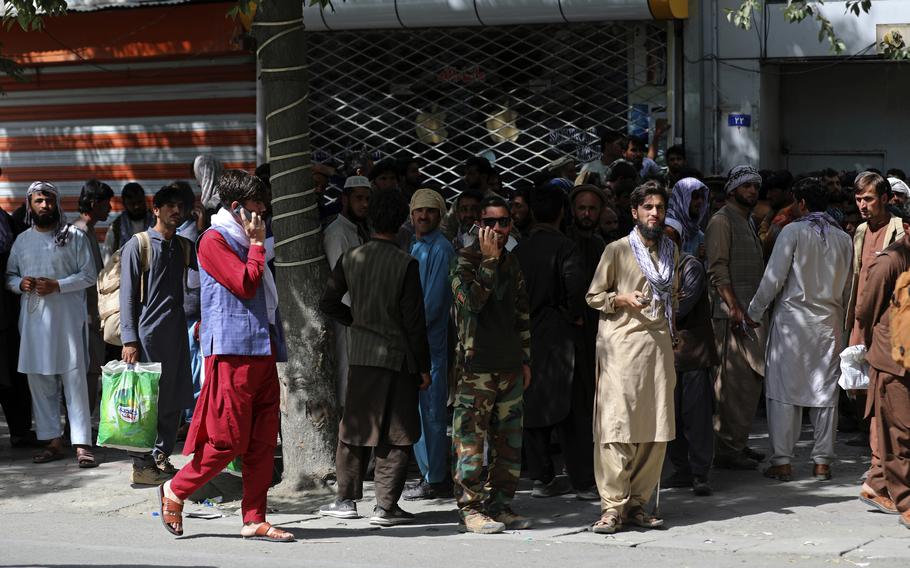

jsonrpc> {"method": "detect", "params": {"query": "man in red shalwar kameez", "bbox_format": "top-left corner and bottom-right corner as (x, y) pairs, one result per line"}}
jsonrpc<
(156, 170), (293, 543)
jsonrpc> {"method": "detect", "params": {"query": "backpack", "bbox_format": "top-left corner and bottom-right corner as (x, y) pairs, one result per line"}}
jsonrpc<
(890, 268), (910, 369)
(97, 232), (192, 346)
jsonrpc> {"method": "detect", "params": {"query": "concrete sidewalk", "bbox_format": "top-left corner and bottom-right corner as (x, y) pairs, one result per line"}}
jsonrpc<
(1, 420), (909, 567)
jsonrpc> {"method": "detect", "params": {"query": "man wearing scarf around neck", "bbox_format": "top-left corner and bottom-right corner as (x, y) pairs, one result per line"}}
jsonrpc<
(6, 181), (98, 467)
(705, 165), (768, 470)
(157, 170), (292, 543)
(585, 180), (678, 534)
(747, 178), (853, 482)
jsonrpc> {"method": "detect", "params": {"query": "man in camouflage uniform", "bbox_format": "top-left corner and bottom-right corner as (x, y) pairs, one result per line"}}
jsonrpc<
(450, 195), (532, 534)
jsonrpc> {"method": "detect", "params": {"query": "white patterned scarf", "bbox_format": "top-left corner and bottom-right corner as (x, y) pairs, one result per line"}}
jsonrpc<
(210, 208), (278, 325)
(628, 226), (676, 335)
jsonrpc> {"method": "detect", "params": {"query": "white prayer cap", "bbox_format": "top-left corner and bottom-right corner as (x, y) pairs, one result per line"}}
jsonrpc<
(889, 177), (910, 197)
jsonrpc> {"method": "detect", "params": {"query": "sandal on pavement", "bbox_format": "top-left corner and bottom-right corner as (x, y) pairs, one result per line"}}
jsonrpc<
(240, 522), (295, 542)
(592, 512), (621, 534)
(33, 446), (64, 464)
(76, 447), (98, 469)
(157, 484), (184, 537)
(627, 508), (665, 529)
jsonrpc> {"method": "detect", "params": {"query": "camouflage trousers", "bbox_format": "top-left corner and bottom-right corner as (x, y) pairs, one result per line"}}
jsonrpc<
(452, 370), (523, 517)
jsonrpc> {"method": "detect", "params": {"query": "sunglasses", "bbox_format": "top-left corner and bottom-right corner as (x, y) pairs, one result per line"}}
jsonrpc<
(481, 217), (512, 228)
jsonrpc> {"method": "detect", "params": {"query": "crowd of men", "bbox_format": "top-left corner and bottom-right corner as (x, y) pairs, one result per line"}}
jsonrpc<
(2, 129), (910, 542)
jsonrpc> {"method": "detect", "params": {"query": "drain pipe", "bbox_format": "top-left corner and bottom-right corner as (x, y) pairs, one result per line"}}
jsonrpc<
(711, 0), (720, 174)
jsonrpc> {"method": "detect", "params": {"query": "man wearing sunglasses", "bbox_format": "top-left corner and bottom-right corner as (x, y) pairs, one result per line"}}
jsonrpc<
(450, 195), (532, 534)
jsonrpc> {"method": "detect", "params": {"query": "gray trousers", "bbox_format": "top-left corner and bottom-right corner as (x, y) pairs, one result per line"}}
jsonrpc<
(766, 398), (836, 466)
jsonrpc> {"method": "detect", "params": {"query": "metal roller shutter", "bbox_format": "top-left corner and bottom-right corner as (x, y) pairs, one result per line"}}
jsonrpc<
(307, 21), (668, 196)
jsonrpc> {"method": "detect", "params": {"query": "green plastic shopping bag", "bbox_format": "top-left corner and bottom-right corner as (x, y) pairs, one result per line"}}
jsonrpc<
(97, 361), (161, 451)
(226, 456), (242, 476)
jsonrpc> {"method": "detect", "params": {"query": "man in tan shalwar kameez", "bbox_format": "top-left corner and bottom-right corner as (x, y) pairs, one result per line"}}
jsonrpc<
(586, 181), (678, 534)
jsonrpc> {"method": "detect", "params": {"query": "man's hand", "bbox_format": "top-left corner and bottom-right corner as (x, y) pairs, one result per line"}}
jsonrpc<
(478, 226), (501, 259)
(19, 277), (36, 293)
(122, 342), (140, 364)
(728, 302), (746, 326)
(192, 204), (206, 231)
(35, 278), (60, 296)
(522, 363), (532, 389)
(418, 372), (432, 391)
(729, 303), (760, 334)
(240, 209), (266, 247)
(615, 291), (648, 311)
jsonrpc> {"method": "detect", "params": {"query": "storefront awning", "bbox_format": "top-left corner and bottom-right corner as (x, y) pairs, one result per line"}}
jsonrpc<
(303, 0), (688, 32)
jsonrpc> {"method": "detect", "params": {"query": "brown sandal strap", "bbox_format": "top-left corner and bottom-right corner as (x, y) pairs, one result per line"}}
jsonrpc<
(594, 512), (620, 527)
(161, 496), (184, 524)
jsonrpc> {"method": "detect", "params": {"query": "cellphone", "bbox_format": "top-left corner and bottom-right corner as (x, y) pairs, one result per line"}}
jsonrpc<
(468, 223), (480, 236)
(233, 205), (251, 220)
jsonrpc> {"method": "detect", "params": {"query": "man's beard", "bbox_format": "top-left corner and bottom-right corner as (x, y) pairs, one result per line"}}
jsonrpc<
(574, 217), (597, 232)
(636, 219), (664, 242)
(126, 208), (147, 221)
(33, 209), (60, 228)
(733, 192), (756, 210)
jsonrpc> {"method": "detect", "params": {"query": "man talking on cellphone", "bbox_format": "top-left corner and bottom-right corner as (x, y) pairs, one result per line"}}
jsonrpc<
(450, 195), (533, 534)
(156, 170), (294, 543)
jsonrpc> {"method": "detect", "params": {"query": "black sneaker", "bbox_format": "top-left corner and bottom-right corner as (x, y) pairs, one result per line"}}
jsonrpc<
(714, 454), (758, 470)
(403, 479), (434, 500)
(369, 505), (416, 526)
(318, 499), (359, 519)
(531, 477), (571, 498)
(742, 447), (766, 462)
(662, 470), (693, 489)
(692, 475), (713, 496)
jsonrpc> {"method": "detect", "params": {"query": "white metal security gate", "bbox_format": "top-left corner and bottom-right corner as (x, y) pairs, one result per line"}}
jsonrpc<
(307, 22), (668, 193)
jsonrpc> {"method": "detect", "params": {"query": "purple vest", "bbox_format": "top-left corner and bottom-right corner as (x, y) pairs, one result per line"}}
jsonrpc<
(199, 227), (273, 358)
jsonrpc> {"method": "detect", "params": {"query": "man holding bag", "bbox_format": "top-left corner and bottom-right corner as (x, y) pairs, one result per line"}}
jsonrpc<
(120, 185), (197, 485)
(157, 170), (293, 542)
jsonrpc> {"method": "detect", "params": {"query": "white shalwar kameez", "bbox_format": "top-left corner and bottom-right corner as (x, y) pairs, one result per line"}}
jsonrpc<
(5, 227), (97, 445)
(747, 220), (853, 466)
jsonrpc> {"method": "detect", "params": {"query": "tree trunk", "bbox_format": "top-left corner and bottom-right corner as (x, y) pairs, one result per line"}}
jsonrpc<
(251, 0), (337, 493)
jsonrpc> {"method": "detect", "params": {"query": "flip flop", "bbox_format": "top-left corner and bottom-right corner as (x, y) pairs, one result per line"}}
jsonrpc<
(157, 484), (184, 537)
(32, 447), (64, 464)
(241, 522), (295, 543)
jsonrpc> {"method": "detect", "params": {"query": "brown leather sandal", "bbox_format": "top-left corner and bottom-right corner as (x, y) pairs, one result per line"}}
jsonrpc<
(76, 447), (98, 469)
(240, 522), (295, 542)
(626, 507), (665, 529)
(592, 511), (621, 534)
(157, 484), (184, 536)
(33, 445), (64, 464)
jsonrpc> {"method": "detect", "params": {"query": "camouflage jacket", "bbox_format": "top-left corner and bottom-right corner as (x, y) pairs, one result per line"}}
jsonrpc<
(449, 241), (531, 371)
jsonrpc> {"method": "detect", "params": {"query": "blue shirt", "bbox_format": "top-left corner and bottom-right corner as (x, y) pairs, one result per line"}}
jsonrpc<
(409, 230), (455, 347)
